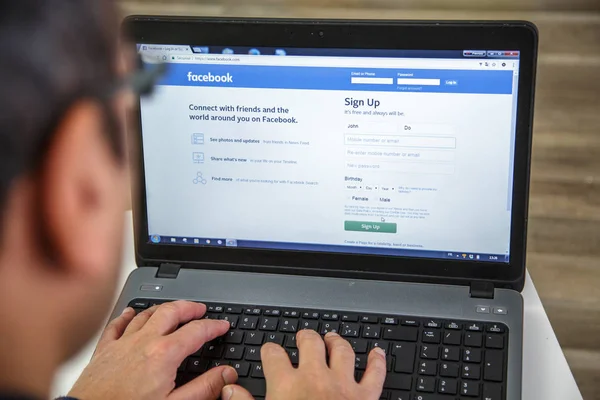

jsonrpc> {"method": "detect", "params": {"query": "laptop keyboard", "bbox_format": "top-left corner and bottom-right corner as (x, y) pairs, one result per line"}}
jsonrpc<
(129, 299), (508, 400)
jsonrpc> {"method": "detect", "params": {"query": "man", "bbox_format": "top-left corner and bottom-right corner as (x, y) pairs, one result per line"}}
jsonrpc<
(0, 1), (387, 399)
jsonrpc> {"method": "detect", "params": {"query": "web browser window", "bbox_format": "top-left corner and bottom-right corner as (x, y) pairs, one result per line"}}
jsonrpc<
(138, 45), (520, 263)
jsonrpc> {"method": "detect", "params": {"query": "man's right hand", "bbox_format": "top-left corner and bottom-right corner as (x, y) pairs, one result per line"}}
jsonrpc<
(222, 329), (387, 400)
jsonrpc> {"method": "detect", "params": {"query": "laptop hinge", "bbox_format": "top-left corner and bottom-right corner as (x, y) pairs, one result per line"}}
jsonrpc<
(470, 281), (495, 299)
(156, 263), (181, 279)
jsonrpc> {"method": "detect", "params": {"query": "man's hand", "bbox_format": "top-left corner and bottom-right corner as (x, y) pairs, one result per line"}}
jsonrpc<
(69, 301), (237, 400)
(221, 330), (386, 400)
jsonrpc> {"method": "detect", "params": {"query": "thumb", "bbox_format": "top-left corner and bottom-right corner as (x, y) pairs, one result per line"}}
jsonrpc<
(169, 366), (238, 400)
(221, 384), (255, 400)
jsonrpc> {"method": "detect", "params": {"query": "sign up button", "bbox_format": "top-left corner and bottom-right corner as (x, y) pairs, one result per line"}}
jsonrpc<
(344, 221), (397, 233)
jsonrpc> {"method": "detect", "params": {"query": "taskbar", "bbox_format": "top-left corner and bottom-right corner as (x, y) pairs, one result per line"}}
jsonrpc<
(148, 235), (509, 263)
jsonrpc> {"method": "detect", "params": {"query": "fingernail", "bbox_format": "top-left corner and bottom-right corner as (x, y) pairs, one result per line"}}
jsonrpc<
(221, 385), (234, 400)
(121, 307), (133, 315)
(325, 331), (339, 338)
(222, 366), (238, 385)
(373, 347), (386, 358)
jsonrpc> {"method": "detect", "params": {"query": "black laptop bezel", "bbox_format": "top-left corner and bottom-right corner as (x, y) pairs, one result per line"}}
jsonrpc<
(125, 17), (537, 292)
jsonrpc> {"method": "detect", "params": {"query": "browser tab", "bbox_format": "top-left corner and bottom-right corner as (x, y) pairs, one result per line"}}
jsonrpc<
(463, 50), (486, 57)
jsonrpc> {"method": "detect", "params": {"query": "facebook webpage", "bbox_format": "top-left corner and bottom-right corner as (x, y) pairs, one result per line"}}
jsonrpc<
(139, 46), (519, 263)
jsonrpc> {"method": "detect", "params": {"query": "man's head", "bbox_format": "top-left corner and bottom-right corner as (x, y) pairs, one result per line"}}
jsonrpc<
(0, 0), (128, 364)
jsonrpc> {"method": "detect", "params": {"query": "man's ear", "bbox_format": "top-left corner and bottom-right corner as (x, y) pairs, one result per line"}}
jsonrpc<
(40, 100), (126, 277)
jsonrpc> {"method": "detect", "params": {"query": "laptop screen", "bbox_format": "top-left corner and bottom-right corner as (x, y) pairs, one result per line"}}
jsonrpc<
(137, 44), (520, 264)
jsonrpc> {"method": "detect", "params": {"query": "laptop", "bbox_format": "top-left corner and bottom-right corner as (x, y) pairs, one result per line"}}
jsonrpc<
(115, 17), (538, 400)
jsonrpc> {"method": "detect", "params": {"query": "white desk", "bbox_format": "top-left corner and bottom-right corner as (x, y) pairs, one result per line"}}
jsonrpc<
(51, 213), (583, 399)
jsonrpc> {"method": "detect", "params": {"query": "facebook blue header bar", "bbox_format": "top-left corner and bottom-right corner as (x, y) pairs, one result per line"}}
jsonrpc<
(156, 63), (514, 95)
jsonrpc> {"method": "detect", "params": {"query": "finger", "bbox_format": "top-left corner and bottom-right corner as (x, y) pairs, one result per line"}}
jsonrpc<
(143, 301), (208, 335)
(221, 384), (254, 400)
(123, 305), (160, 336)
(96, 307), (135, 350)
(359, 347), (387, 393)
(167, 319), (230, 359)
(296, 329), (327, 369)
(324, 332), (355, 376)
(261, 343), (293, 381)
(169, 366), (237, 400)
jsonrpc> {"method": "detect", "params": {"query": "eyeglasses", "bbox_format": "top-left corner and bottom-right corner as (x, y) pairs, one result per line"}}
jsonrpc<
(107, 57), (168, 98)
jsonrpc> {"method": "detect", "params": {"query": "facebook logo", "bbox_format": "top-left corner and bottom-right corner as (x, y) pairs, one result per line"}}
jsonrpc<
(187, 72), (233, 83)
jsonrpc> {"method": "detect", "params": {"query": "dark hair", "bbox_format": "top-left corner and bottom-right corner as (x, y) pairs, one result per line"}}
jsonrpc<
(0, 0), (122, 209)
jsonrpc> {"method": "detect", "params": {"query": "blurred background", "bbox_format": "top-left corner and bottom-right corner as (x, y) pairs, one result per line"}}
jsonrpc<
(117, 0), (600, 398)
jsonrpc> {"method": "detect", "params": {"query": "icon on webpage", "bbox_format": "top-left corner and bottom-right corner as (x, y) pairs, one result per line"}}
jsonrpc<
(193, 152), (204, 163)
(192, 133), (204, 145)
(193, 172), (207, 185)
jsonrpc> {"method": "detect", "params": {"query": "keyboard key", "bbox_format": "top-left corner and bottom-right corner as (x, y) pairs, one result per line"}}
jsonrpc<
(383, 374), (412, 391)
(342, 314), (359, 322)
(265, 333), (284, 345)
(322, 313), (340, 321)
(485, 334), (504, 349)
(321, 322), (339, 335)
(288, 349), (299, 365)
(442, 330), (461, 346)
(187, 357), (208, 373)
(280, 319), (298, 333)
(440, 362), (459, 378)
(203, 343), (224, 358)
(362, 325), (380, 338)
(239, 316), (258, 330)
(438, 378), (457, 395)
(424, 320), (441, 329)
(202, 313), (220, 320)
(380, 390), (391, 400)
(464, 332), (483, 347)
(236, 378), (266, 397)
(462, 364), (481, 380)
(245, 308), (261, 315)
(445, 322), (461, 330)
(361, 316), (378, 323)
(251, 363), (265, 378)
(411, 395), (449, 400)
(285, 335), (297, 348)
(387, 356), (393, 372)
(130, 299), (149, 308)
(220, 315), (238, 329)
(355, 370), (363, 383)
(263, 309), (280, 316)
(389, 391), (410, 400)
(245, 331), (264, 345)
(418, 360), (437, 376)
(416, 377), (435, 392)
(460, 380), (480, 397)
(225, 306), (242, 314)
(231, 361), (250, 377)
(342, 323), (360, 338)
(300, 320), (319, 331)
(463, 348), (482, 363)
(245, 347), (261, 361)
(484, 350), (504, 382)
(486, 324), (505, 333)
(392, 343), (416, 373)
(259, 317), (278, 331)
(466, 322), (483, 332)
(302, 312), (319, 319)
(283, 310), (299, 318)
(224, 330), (244, 344)
(371, 340), (389, 355)
(349, 339), (368, 354)
(178, 359), (187, 372)
(483, 383), (503, 400)
(225, 345), (244, 360)
(441, 346), (460, 361)
(209, 360), (230, 369)
(402, 319), (419, 327)
(422, 330), (441, 344)
(383, 326), (418, 342)
(355, 354), (367, 370)
(382, 317), (398, 325)
(420, 345), (439, 360)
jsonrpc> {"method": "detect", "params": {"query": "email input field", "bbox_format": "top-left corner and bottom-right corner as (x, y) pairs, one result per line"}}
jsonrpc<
(350, 77), (394, 85)
(346, 148), (455, 162)
(344, 134), (456, 149)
